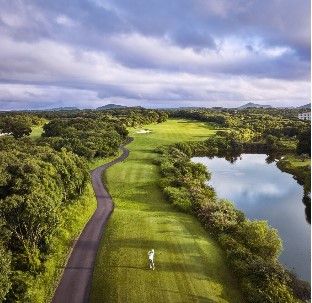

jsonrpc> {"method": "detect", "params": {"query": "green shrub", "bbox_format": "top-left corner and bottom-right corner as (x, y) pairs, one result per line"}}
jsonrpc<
(160, 159), (176, 177)
(0, 244), (11, 302)
(173, 142), (193, 157)
(198, 200), (244, 233)
(163, 186), (193, 212)
(236, 220), (282, 260)
(5, 271), (31, 303)
(242, 278), (297, 303)
(287, 271), (311, 301)
(219, 234), (297, 302)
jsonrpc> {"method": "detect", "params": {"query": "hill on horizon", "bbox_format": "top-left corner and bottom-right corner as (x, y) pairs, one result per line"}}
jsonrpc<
(96, 103), (128, 110)
(298, 103), (311, 110)
(237, 102), (272, 109)
(48, 106), (80, 111)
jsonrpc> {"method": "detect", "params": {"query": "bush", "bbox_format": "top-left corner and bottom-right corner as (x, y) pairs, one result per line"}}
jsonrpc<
(236, 220), (282, 260)
(287, 271), (311, 301)
(297, 128), (311, 156)
(219, 234), (297, 302)
(160, 159), (176, 177)
(242, 278), (297, 303)
(5, 271), (31, 303)
(173, 142), (193, 157)
(0, 244), (11, 302)
(198, 200), (245, 233)
(163, 186), (193, 212)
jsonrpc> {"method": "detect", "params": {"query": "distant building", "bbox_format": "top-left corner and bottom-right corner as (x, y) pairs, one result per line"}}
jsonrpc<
(298, 112), (311, 120)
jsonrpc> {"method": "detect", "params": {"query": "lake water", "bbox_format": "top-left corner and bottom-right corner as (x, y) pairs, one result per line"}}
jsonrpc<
(192, 154), (311, 281)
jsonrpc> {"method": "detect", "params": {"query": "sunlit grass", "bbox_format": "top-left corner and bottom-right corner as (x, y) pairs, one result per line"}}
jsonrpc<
(90, 119), (244, 303)
(30, 125), (44, 139)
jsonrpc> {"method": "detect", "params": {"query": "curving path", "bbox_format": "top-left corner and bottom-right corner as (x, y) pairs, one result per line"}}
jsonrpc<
(52, 141), (131, 303)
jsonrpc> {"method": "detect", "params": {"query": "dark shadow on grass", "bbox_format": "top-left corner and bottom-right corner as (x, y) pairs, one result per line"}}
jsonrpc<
(107, 265), (148, 271)
(62, 267), (92, 270)
(157, 261), (208, 276)
(108, 237), (243, 301)
(176, 120), (212, 126)
(126, 158), (156, 165)
(112, 238), (195, 254)
(132, 149), (156, 154)
(123, 183), (177, 212)
(158, 288), (216, 303)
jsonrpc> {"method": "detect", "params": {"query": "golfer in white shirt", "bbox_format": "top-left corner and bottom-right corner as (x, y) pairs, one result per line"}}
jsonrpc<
(148, 249), (155, 270)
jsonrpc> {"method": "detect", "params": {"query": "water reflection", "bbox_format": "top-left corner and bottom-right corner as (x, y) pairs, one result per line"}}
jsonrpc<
(192, 154), (311, 281)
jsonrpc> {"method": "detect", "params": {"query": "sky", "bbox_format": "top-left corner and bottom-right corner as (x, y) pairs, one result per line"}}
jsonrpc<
(0, 0), (310, 110)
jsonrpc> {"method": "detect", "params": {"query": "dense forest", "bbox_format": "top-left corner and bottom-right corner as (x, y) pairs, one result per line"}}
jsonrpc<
(0, 109), (167, 302)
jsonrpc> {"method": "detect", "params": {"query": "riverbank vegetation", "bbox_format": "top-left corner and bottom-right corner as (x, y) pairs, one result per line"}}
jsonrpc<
(0, 109), (167, 302)
(170, 108), (311, 221)
(156, 138), (310, 302)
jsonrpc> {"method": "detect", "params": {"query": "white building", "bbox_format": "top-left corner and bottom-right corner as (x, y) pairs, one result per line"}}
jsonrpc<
(298, 112), (311, 120)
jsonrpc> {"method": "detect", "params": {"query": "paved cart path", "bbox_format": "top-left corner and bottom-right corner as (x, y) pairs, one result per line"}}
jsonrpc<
(52, 143), (130, 303)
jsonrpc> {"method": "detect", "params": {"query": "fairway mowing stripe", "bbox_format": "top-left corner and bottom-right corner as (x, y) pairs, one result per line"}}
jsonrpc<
(90, 120), (245, 303)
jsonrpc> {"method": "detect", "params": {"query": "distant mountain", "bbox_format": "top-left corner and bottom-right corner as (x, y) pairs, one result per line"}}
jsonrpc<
(298, 103), (311, 110)
(96, 103), (127, 110)
(237, 102), (272, 109)
(49, 107), (80, 111)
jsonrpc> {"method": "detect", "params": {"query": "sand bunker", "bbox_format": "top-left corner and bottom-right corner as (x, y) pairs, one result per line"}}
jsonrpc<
(136, 129), (151, 134)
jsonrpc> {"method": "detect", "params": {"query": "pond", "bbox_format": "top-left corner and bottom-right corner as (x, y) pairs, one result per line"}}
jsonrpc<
(192, 154), (311, 281)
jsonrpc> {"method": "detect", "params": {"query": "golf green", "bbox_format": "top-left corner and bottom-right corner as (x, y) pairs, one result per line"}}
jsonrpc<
(90, 119), (244, 303)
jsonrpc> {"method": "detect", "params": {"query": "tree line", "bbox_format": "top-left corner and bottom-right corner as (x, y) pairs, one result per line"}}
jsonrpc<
(0, 137), (89, 302)
(171, 108), (309, 152)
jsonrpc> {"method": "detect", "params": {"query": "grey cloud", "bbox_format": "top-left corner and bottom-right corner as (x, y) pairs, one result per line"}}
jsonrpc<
(0, 0), (310, 109)
(97, 85), (142, 100)
(169, 27), (216, 50)
(1, 0), (309, 56)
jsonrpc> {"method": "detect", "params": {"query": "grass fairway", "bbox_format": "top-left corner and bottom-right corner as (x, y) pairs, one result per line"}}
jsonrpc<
(90, 119), (244, 303)
(30, 125), (44, 139)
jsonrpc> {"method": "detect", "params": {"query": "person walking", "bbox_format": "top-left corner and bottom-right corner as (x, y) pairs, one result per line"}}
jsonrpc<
(148, 249), (155, 270)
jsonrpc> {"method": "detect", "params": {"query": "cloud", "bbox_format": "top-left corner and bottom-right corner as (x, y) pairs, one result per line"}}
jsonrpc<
(0, 0), (310, 109)
(0, 83), (104, 110)
(55, 15), (77, 27)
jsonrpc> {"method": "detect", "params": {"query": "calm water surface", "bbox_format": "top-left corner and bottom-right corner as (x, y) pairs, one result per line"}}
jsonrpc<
(192, 154), (311, 281)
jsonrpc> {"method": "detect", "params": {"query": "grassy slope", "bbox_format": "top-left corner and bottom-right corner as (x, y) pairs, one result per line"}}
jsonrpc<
(90, 119), (245, 303)
(28, 184), (97, 302)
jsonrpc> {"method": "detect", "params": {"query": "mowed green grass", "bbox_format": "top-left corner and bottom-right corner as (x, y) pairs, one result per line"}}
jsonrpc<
(30, 125), (44, 139)
(90, 119), (244, 303)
